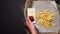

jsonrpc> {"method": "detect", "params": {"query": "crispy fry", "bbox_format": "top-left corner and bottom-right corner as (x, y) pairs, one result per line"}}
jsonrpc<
(36, 9), (56, 29)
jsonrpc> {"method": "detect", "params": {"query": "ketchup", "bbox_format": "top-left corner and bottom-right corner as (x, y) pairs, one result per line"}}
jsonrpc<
(29, 16), (34, 22)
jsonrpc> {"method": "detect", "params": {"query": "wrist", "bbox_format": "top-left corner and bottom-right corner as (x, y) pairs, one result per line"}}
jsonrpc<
(29, 27), (37, 34)
(31, 29), (37, 34)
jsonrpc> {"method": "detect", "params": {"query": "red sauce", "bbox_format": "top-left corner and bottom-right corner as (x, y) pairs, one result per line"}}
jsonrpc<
(29, 16), (34, 22)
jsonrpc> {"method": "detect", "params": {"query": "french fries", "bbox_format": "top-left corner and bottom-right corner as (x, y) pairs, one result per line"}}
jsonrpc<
(36, 9), (56, 29)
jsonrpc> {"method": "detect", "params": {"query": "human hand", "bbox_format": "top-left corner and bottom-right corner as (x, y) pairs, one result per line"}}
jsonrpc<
(26, 17), (37, 34)
(26, 17), (35, 30)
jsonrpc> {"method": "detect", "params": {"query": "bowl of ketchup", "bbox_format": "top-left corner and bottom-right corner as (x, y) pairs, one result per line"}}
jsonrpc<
(29, 16), (34, 22)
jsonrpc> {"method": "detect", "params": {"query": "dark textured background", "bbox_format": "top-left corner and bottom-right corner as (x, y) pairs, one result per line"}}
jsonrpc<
(1, 0), (26, 34)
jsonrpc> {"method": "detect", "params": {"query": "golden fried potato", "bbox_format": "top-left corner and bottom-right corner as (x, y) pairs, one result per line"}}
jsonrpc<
(36, 9), (56, 29)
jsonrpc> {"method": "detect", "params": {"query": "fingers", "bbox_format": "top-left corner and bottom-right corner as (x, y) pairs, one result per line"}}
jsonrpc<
(26, 17), (29, 25)
(26, 17), (32, 23)
(26, 17), (31, 25)
(27, 17), (32, 23)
